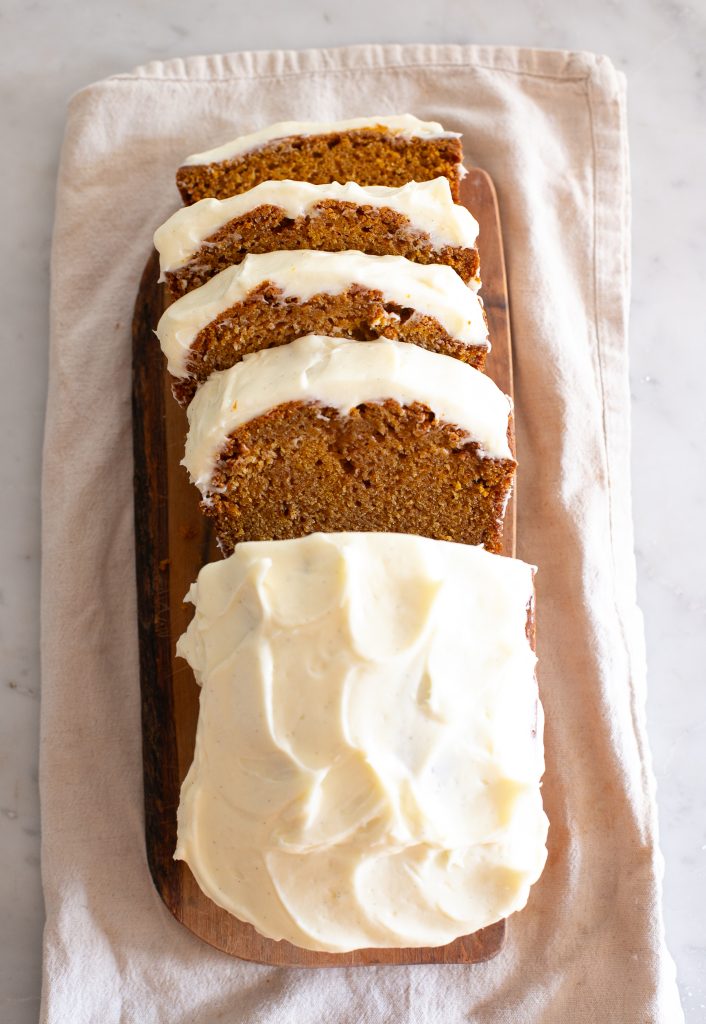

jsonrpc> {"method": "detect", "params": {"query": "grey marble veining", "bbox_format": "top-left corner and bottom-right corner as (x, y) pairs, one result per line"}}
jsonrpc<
(1, 1), (704, 1021)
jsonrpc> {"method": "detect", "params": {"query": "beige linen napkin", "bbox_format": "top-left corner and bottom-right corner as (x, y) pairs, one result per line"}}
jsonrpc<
(40, 44), (682, 1023)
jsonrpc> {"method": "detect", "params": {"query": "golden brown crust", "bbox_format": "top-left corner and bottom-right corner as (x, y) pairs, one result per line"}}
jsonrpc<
(176, 131), (463, 204)
(204, 400), (515, 556)
(166, 202), (479, 297)
(172, 283), (488, 406)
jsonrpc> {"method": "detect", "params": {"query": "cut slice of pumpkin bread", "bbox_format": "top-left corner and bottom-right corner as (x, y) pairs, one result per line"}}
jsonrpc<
(154, 178), (480, 297)
(176, 114), (464, 203)
(157, 250), (490, 405)
(183, 335), (515, 556)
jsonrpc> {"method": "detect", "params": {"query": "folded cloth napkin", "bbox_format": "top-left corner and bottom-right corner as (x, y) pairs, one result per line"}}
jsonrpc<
(40, 43), (683, 1024)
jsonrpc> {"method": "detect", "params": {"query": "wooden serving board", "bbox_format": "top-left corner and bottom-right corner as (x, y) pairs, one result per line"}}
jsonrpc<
(132, 167), (514, 966)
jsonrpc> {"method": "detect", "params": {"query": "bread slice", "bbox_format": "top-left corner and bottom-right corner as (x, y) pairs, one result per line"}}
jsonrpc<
(183, 336), (515, 556)
(157, 250), (490, 405)
(175, 114), (464, 203)
(154, 178), (480, 297)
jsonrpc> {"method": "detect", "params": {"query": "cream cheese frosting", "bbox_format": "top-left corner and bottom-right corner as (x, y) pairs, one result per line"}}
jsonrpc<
(182, 335), (512, 494)
(155, 250), (489, 379)
(181, 114), (460, 167)
(153, 177), (478, 276)
(175, 532), (548, 952)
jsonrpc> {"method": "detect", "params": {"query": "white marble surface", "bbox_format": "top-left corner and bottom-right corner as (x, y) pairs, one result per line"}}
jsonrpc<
(1, 1), (704, 1021)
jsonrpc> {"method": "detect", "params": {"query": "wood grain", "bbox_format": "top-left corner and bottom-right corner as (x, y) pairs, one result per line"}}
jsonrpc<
(132, 167), (514, 965)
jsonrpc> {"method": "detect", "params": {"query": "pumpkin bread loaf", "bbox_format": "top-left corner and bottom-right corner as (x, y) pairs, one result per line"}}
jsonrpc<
(175, 533), (548, 953)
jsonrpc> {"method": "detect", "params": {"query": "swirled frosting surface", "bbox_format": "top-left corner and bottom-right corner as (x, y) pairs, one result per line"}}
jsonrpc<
(175, 532), (548, 952)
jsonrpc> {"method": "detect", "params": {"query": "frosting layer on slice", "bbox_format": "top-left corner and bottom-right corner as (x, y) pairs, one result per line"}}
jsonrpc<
(183, 335), (512, 493)
(175, 532), (548, 953)
(156, 250), (489, 378)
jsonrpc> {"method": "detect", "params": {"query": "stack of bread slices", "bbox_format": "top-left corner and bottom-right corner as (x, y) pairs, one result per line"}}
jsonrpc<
(152, 115), (548, 955)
